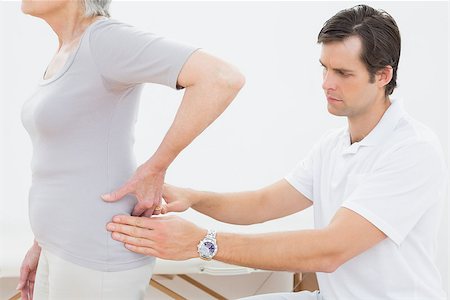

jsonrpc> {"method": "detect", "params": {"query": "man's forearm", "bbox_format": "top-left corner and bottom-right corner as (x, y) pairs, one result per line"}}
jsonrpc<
(191, 190), (266, 225)
(189, 179), (312, 225)
(214, 230), (337, 273)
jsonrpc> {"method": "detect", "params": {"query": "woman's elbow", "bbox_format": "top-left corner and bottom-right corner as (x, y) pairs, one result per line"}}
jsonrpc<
(230, 69), (246, 91)
(216, 65), (246, 95)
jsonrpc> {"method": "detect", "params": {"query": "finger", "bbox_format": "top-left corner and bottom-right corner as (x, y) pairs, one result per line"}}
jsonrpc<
(148, 202), (164, 216)
(132, 202), (149, 218)
(111, 231), (155, 248)
(16, 280), (25, 290)
(101, 184), (133, 202)
(164, 202), (177, 213)
(164, 201), (185, 213)
(125, 243), (159, 257)
(28, 270), (37, 283)
(21, 285), (29, 300)
(30, 281), (35, 300)
(111, 215), (158, 229)
(18, 266), (30, 289)
(107, 223), (152, 239)
(143, 208), (156, 217)
(151, 208), (162, 216)
(131, 200), (152, 216)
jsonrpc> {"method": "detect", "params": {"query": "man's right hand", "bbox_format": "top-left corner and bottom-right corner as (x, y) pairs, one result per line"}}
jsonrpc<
(17, 241), (41, 300)
(162, 184), (197, 214)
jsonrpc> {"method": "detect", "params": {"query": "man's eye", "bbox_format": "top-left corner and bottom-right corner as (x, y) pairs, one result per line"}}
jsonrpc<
(337, 71), (350, 77)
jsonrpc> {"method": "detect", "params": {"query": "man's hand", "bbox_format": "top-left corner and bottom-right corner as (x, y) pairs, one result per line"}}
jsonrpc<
(17, 242), (41, 300)
(161, 183), (197, 214)
(102, 163), (166, 217)
(107, 215), (206, 260)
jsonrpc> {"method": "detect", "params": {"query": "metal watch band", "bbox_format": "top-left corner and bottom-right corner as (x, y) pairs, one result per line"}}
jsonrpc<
(206, 229), (216, 239)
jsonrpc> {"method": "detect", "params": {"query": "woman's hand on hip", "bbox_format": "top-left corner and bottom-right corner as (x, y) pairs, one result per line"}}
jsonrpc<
(101, 162), (166, 217)
(17, 241), (41, 300)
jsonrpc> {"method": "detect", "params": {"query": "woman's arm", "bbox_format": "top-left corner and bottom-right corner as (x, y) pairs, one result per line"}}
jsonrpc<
(148, 50), (245, 171)
(102, 50), (245, 217)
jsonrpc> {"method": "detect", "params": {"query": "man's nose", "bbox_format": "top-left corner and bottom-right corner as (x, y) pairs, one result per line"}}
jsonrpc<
(322, 70), (337, 91)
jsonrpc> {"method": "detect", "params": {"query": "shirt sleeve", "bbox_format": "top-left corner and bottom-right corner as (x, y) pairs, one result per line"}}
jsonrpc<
(285, 129), (341, 202)
(89, 19), (199, 89)
(285, 146), (316, 202)
(285, 130), (333, 203)
(342, 140), (447, 246)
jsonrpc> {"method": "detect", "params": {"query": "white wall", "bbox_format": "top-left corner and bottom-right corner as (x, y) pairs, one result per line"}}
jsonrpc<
(1, 0), (448, 293)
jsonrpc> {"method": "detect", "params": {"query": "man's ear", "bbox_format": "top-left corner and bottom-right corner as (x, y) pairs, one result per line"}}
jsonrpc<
(376, 65), (393, 89)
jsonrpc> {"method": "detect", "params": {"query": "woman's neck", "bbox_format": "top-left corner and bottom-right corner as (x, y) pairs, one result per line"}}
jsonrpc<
(43, 7), (99, 48)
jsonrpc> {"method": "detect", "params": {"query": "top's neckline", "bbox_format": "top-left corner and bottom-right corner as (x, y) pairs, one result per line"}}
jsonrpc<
(39, 17), (108, 86)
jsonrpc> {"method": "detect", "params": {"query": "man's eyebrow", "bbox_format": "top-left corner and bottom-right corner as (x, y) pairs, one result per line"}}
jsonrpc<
(319, 59), (354, 73)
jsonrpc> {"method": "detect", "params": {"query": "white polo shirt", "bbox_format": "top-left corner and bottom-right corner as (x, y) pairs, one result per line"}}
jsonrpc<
(286, 99), (447, 300)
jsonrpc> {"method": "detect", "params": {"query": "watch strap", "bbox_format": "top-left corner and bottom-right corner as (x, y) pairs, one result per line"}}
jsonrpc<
(206, 229), (217, 240)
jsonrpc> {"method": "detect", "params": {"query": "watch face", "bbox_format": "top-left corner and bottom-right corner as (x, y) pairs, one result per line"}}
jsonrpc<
(198, 236), (218, 260)
(200, 241), (216, 255)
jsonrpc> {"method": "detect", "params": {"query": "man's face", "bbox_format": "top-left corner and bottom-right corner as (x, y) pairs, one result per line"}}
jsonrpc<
(320, 36), (382, 118)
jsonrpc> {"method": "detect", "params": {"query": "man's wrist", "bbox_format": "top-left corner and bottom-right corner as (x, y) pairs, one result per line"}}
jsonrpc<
(190, 190), (205, 209)
(197, 229), (218, 260)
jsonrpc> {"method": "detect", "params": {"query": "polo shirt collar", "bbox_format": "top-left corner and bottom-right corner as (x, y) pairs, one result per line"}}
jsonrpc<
(342, 98), (405, 154)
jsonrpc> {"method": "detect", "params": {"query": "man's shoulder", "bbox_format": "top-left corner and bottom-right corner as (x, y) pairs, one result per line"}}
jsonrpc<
(306, 127), (347, 156)
(320, 127), (347, 144)
(391, 114), (442, 150)
(382, 113), (445, 164)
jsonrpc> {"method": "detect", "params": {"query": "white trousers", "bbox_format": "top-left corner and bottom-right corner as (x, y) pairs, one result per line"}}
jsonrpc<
(33, 249), (154, 300)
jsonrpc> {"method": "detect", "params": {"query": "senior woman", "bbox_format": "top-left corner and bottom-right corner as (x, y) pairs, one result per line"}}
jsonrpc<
(16, 0), (244, 299)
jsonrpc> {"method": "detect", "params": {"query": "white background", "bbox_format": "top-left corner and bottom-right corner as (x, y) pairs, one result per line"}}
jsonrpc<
(1, 0), (449, 294)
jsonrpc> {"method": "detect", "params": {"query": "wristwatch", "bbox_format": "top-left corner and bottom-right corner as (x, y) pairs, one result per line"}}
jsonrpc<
(197, 229), (218, 260)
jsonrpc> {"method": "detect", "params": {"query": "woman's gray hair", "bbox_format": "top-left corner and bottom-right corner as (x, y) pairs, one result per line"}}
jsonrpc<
(83, 0), (111, 18)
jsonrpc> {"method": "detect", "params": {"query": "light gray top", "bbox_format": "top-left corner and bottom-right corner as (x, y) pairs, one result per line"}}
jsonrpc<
(21, 18), (198, 271)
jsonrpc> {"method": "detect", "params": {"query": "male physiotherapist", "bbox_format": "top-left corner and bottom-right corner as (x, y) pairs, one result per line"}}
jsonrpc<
(106, 5), (447, 299)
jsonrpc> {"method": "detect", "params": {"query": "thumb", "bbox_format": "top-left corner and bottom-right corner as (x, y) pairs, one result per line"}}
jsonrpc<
(16, 280), (25, 290)
(163, 201), (185, 213)
(101, 184), (132, 202)
(17, 267), (29, 290)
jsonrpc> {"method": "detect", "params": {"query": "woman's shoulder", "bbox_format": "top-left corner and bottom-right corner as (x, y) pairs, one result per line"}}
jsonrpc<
(88, 18), (156, 53)
(90, 18), (143, 39)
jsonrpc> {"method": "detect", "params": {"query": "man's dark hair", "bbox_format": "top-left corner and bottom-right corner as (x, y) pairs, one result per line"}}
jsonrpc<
(317, 4), (401, 96)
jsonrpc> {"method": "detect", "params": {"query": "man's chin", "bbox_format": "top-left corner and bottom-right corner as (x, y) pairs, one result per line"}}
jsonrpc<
(327, 105), (347, 117)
